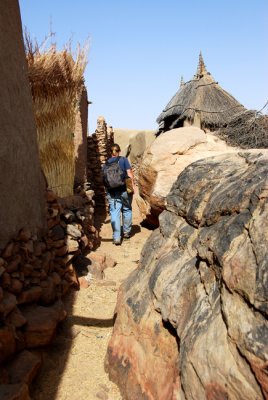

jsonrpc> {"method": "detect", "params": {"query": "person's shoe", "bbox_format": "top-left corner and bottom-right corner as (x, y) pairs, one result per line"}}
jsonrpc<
(113, 239), (121, 245)
(123, 232), (131, 239)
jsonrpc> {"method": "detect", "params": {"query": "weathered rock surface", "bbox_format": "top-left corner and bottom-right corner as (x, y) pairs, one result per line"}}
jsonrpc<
(137, 126), (237, 226)
(73, 252), (117, 283)
(113, 128), (156, 187)
(114, 129), (155, 159)
(106, 152), (268, 400)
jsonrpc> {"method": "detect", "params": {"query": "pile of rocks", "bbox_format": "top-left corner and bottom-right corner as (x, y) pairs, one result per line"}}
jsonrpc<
(87, 116), (114, 208)
(0, 187), (99, 398)
(60, 185), (100, 251)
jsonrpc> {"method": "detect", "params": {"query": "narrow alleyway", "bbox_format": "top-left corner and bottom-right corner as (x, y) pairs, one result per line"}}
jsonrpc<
(31, 198), (152, 400)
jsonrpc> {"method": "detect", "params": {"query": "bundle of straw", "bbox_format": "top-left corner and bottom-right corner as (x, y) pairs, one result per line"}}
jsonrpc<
(25, 32), (88, 197)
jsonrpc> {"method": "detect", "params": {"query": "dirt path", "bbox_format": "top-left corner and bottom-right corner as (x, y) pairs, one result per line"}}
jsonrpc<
(31, 198), (151, 400)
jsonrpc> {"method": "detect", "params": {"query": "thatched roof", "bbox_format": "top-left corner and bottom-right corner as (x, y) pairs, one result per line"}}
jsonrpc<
(217, 109), (268, 149)
(157, 53), (245, 133)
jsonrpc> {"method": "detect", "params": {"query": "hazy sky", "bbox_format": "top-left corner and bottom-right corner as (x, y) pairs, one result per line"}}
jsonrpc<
(19, 0), (268, 132)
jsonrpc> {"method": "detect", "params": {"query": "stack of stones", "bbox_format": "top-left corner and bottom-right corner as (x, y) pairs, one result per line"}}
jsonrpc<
(87, 135), (103, 205)
(61, 184), (100, 250)
(87, 116), (114, 209)
(0, 188), (98, 398)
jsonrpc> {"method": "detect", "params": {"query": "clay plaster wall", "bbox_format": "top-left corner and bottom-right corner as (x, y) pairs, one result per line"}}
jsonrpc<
(0, 0), (46, 249)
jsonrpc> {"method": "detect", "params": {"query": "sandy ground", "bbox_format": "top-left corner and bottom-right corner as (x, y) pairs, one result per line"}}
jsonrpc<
(31, 198), (152, 400)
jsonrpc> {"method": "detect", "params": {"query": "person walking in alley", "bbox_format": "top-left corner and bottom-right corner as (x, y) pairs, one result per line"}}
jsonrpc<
(103, 143), (136, 245)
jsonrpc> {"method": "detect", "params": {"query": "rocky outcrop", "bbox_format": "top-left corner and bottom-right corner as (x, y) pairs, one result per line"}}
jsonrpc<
(114, 129), (155, 185)
(114, 129), (155, 159)
(128, 130), (156, 185)
(137, 126), (237, 226)
(106, 152), (268, 400)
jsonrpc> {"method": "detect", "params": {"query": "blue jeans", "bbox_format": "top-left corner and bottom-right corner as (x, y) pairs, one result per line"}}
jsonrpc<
(106, 191), (133, 241)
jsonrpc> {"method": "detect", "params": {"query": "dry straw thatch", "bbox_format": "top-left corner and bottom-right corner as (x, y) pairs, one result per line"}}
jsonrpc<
(157, 53), (245, 134)
(217, 108), (268, 149)
(25, 32), (88, 197)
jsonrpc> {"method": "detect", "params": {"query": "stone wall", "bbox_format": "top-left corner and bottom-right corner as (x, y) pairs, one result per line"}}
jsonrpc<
(0, 187), (99, 397)
(0, 0), (46, 249)
(87, 117), (114, 208)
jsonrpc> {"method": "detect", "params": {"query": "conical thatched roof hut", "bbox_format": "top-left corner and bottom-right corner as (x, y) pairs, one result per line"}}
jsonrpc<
(156, 53), (245, 134)
(25, 36), (87, 197)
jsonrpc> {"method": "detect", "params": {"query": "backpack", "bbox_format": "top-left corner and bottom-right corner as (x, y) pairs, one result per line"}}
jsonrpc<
(103, 156), (126, 189)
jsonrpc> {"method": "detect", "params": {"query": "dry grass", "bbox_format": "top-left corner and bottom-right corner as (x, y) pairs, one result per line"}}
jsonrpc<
(217, 109), (268, 149)
(24, 31), (88, 197)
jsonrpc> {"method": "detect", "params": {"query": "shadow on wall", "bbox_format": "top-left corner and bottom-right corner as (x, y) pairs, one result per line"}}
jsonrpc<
(74, 142), (87, 189)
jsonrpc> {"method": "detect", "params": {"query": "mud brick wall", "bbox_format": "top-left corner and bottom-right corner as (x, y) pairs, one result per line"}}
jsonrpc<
(74, 86), (89, 188)
(0, 0), (46, 250)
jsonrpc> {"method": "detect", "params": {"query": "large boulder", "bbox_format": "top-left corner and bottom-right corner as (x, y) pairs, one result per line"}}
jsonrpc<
(137, 126), (237, 226)
(106, 152), (268, 400)
(114, 129), (155, 159)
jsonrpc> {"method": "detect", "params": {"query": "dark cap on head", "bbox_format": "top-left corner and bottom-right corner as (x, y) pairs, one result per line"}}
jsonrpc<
(111, 144), (121, 154)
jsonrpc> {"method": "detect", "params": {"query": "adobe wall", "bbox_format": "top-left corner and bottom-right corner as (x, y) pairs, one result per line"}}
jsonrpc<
(74, 86), (89, 187)
(0, 0), (46, 249)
